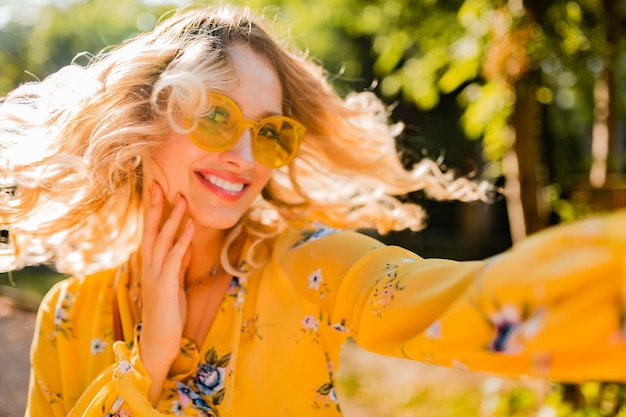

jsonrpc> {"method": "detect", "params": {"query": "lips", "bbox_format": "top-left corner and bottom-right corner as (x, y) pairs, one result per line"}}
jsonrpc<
(205, 174), (245, 192)
(195, 171), (248, 196)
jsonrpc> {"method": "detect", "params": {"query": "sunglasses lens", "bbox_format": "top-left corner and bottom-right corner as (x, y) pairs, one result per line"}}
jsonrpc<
(255, 118), (301, 168)
(188, 100), (239, 150)
(186, 93), (305, 168)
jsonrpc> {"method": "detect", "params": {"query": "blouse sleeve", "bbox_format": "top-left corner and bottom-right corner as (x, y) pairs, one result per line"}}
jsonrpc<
(26, 279), (74, 417)
(25, 270), (190, 417)
(280, 212), (626, 383)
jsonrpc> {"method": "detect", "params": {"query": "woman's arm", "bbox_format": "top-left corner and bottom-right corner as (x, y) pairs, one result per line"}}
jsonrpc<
(25, 271), (180, 417)
(26, 280), (70, 417)
(346, 211), (626, 381)
(282, 212), (626, 382)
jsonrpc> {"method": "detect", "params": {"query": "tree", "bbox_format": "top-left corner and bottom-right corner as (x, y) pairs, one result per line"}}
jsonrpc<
(0, 0), (169, 94)
(3, 0), (625, 239)
(281, 0), (626, 241)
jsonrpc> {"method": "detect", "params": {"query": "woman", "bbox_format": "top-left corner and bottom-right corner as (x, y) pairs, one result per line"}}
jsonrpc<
(1, 5), (624, 417)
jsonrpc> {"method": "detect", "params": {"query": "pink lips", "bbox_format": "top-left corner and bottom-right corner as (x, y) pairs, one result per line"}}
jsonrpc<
(195, 170), (249, 201)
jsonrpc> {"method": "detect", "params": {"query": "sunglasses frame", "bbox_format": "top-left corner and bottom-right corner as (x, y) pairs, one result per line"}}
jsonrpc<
(185, 93), (306, 168)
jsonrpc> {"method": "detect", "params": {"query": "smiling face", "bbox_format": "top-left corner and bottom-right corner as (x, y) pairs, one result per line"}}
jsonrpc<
(151, 44), (283, 230)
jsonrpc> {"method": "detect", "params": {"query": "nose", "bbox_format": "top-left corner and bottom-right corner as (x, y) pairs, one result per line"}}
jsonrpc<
(220, 127), (255, 170)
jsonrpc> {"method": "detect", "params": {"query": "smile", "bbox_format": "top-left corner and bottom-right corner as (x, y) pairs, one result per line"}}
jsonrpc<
(201, 173), (246, 193)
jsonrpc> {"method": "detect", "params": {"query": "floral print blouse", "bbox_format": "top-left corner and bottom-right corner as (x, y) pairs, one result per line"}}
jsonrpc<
(26, 212), (626, 416)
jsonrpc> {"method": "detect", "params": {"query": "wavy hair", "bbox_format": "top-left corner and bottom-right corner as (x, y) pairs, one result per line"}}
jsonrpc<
(0, 5), (490, 275)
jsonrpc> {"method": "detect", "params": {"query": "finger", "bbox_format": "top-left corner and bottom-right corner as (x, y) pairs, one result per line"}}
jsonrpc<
(142, 181), (164, 269)
(159, 219), (195, 286)
(151, 193), (188, 266)
(178, 236), (193, 289)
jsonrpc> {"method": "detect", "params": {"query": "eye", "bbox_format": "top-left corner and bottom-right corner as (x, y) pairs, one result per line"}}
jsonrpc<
(205, 106), (230, 126)
(259, 124), (281, 140)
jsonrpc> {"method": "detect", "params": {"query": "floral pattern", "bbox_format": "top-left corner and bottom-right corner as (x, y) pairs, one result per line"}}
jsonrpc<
(313, 381), (340, 411)
(292, 226), (339, 248)
(27, 216), (626, 416)
(117, 359), (132, 375)
(368, 262), (406, 317)
(105, 397), (129, 417)
(487, 304), (546, 353)
(424, 320), (442, 340)
(49, 290), (75, 347)
(329, 319), (350, 334)
(295, 313), (322, 345)
(37, 379), (63, 406)
(192, 348), (230, 409)
(307, 268), (330, 298)
(302, 315), (319, 331)
(241, 313), (262, 339)
(176, 381), (214, 415)
(91, 337), (108, 355)
(313, 352), (341, 412)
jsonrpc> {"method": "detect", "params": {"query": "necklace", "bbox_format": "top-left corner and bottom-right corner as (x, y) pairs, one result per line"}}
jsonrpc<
(185, 265), (232, 346)
(185, 264), (220, 294)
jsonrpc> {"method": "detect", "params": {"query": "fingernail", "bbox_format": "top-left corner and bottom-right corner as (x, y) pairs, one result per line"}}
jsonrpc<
(184, 219), (194, 235)
(150, 182), (158, 202)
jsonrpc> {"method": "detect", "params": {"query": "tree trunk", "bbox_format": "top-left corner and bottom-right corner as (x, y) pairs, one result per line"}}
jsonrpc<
(505, 76), (550, 241)
(590, 72), (612, 187)
(495, 0), (551, 242)
(590, 0), (621, 187)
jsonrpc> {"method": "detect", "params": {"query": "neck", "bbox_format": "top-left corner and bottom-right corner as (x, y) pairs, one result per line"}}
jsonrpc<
(186, 223), (228, 283)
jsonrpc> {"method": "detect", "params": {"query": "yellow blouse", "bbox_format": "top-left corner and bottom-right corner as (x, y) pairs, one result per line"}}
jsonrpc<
(26, 212), (626, 416)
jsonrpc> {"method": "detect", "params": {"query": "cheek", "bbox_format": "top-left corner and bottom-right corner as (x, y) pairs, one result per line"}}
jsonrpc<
(149, 136), (196, 194)
(255, 166), (275, 190)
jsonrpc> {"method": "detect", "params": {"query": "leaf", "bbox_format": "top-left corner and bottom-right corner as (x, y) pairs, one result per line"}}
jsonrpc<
(205, 347), (218, 364)
(216, 353), (231, 368)
(317, 382), (333, 395)
(212, 388), (226, 405)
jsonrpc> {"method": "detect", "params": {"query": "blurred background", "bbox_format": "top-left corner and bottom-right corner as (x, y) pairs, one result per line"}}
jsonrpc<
(1, 0), (625, 416)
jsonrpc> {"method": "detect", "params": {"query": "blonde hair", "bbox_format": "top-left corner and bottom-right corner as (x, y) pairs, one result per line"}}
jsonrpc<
(0, 5), (489, 275)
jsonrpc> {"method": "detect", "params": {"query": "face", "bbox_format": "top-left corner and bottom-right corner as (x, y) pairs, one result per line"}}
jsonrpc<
(151, 44), (282, 230)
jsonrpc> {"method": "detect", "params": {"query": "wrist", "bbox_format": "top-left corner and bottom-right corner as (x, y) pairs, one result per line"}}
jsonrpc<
(139, 340), (176, 406)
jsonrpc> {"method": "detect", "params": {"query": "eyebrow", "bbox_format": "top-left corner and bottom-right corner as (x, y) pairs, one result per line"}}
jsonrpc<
(251, 110), (283, 120)
(227, 97), (283, 119)
(242, 107), (283, 120)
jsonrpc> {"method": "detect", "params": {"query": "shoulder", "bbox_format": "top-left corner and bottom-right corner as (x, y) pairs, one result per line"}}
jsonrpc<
(38, 267), (119, 317)
(275, 222), (384, 255)
(271, 222), (388, 279)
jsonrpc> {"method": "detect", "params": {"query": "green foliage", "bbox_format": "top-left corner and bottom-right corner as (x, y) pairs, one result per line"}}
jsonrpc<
(542, 383), (626, 417)
(0, 22), (31, 95)
(233, 0), (626, 191)
(459, 79), (514, 161)
(488, 386), (541, 417)
(0, 267), (64, 310)
(480, 383), (626, 417)
(0, 0), (170, 94)
(3, 0), (623, 181)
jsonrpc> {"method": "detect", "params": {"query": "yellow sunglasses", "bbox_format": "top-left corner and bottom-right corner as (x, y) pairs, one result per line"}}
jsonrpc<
(184, 93), (306, 168)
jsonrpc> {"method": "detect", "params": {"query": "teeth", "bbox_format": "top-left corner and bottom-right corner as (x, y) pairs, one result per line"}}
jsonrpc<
(205, 174), (245, 192)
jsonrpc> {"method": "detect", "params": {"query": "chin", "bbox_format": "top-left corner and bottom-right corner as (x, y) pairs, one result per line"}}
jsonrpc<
(194, 213), (244, 231)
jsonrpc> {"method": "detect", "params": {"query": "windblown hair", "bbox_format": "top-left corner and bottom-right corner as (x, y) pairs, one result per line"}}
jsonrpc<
(0, 5), (489, 275)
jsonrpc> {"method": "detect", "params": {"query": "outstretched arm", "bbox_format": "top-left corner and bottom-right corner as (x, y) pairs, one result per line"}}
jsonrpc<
(345, 211), (626, 381)
(282, 212), (626, 382)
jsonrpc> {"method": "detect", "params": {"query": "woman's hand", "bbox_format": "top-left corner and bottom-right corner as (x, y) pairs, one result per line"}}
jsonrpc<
(139, 182), (194, 405)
